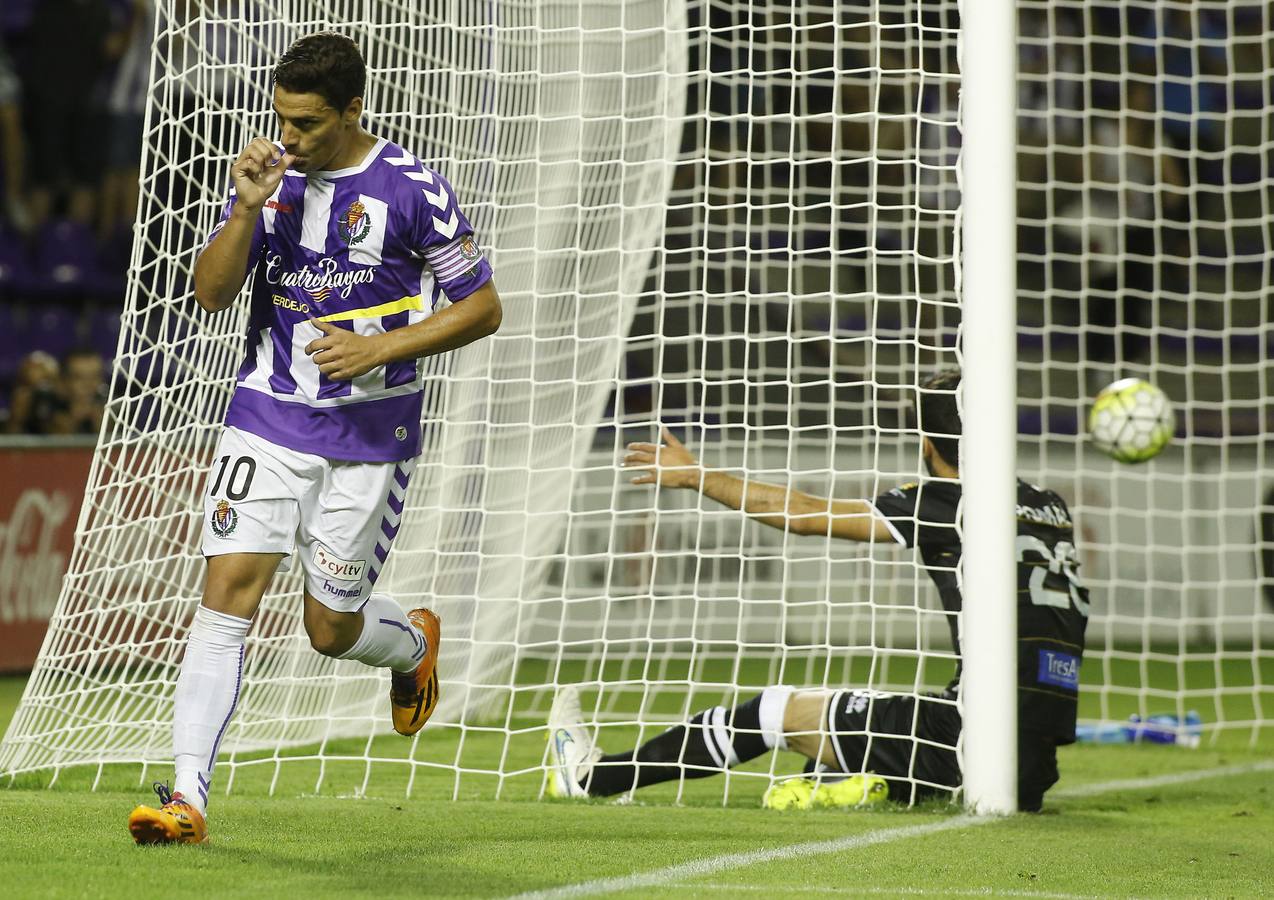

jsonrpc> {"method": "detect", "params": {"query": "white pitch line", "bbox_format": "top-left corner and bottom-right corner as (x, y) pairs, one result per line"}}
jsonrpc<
(510, 815), (980, 900)
(1051, 758), (1274, 799)
(509, 760), (1271, 900)
(660, 884), (1128, 900)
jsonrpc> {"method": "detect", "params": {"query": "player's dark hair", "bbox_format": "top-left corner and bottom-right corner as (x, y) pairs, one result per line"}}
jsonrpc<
(273, 32), (366, 112)
(916, 368), (962, 470)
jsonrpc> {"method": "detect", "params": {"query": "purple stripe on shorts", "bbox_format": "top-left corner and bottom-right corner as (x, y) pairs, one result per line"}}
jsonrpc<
(368, 567), (379, 585)
(208, 645), (245, 771)
(374, 543), (388, 563)
(394, 467), (410, 489)
(381, 518), (399, 541)
(387, 492), (405, 516)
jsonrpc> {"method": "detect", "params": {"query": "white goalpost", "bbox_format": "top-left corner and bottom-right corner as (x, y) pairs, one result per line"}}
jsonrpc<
(956, 0), (1018, 815)
(2, 0), (1270, 811)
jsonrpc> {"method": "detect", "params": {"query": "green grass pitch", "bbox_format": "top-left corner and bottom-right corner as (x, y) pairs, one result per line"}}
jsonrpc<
(1, 669), (1271, 899)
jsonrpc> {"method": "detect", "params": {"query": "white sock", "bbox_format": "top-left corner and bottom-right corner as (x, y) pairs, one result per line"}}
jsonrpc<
(172, 605), (252, 814)
(338, 594), (426, 674)
(758, 685), (794, 751)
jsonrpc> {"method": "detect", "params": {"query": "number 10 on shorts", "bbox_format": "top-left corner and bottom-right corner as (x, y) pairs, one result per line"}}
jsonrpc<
(210, 455), (257, 501)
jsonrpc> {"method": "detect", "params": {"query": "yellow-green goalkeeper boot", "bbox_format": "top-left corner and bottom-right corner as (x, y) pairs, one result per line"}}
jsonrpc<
(811, 773), (889, 808)
(762, 777), (817, 810)
(763, 774), (889, 810)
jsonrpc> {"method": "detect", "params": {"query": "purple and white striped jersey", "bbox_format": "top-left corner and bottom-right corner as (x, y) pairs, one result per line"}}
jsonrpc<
(202, 137), (493, 462)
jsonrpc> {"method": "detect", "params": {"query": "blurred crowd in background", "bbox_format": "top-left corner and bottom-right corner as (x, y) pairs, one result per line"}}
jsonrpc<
(633, 1), (1271, 436)
(0, 1), (1269, 436)
(1015, 2), (1270, 387)
(0, 0), (152, 434)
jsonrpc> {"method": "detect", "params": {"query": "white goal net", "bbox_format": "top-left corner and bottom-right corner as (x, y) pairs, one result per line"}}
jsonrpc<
(2, 0), (1270, 805)
(1015, 0), (1274, 741)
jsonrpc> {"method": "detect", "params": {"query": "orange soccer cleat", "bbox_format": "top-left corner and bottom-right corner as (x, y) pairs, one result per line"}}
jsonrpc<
(128, 783), (209, 845)
(389, 607), (441, 736)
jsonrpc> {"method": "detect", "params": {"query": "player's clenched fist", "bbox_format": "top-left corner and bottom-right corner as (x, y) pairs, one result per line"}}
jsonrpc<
(230, 137), (296, 211)
(622, 426), (702, 488)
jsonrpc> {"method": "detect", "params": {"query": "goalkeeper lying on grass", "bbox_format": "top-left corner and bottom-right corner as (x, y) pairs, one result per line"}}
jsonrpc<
(548, 369), (1089, 811)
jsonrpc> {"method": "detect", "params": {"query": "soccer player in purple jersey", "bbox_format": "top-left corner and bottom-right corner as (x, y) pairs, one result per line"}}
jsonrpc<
(129, 33), (502, 844)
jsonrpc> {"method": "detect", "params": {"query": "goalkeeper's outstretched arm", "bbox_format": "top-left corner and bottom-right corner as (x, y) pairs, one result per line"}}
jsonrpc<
(623, 427), (896, 543)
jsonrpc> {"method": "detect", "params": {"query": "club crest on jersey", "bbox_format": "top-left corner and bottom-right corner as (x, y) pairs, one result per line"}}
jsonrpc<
(210, 499), (238, 538)
(338, 200), (372, 246)
(459, 234), (481, 261)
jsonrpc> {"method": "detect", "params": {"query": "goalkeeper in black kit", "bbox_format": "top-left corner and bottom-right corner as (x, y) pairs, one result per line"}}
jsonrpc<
(547, 369), (1089, 812)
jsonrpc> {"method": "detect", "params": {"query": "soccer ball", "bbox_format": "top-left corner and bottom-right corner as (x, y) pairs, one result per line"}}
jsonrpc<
(1087, 378), (1175, 464)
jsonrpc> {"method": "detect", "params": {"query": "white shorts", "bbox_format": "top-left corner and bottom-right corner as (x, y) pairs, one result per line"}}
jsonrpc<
(201, 427), (415, 612)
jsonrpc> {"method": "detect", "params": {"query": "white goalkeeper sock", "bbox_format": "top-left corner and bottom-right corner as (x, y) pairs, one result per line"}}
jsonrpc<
(172, 604), (252, 814)
(338, 593), (426, 674)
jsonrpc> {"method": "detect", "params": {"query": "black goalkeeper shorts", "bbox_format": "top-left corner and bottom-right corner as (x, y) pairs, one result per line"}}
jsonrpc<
(826, 689), (962, 804)
(825, 689), (1060, 810)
